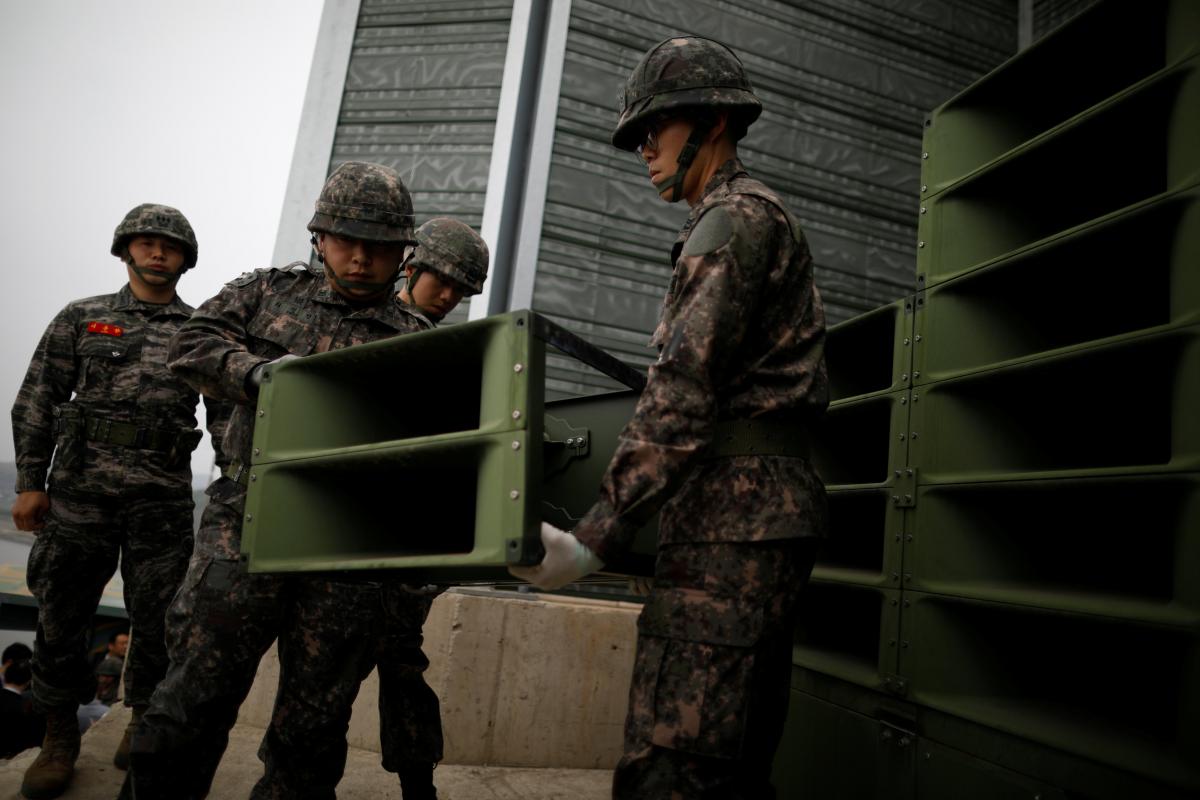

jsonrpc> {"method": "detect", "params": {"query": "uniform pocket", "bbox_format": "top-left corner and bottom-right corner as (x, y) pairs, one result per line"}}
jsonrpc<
(247, 305), (318, 358)
(638, 636), (756, 760)
(76, 332), (144, 393)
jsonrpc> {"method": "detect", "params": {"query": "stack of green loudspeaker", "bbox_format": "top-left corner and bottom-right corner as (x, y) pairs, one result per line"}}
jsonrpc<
(240, 310), (655, 581)
(777, 1), (1200, 797)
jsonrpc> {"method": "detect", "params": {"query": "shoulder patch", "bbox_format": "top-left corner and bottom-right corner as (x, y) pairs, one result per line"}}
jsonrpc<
(681, 205), (733, 257)
(229, 270), (260, 288)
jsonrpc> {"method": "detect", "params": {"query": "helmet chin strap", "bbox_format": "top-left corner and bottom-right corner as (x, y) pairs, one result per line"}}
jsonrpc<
(124, 255), (183, 285)
(658, 122), (711, 203)
(311, 235), (402, 298)
(322, 261), (401, 297)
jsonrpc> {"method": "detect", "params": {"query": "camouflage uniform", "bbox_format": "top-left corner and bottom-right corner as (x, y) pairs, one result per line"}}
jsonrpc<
(571, 37), (829, 800)
(13, 282), (218, 716)
(128, 163), (433, 800)
(370, 217), (490, 787)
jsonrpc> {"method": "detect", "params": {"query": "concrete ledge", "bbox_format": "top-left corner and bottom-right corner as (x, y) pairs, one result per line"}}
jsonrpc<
(238, 587), (641, 769)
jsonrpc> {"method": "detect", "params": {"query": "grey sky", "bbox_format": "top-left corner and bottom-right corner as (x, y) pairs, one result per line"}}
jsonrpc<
(0, 0), (324, 483)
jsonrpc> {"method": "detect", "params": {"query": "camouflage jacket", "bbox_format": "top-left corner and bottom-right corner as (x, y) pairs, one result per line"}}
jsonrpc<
(11, 284), (224, 497)
(168, 264), (430, 485)
(573, 158), (829, 563)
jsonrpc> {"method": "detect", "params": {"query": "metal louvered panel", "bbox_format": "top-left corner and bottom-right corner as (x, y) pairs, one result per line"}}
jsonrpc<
(1033, 0), (1102, 40)
(528, 0), (1017, 397)
(330, 0), (516, 322)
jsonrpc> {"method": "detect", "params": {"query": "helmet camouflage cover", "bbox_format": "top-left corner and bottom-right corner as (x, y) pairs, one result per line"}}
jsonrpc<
(410, 217), (489, 295)
(110, 203), (198, 269)
(612, 35), (762, 151)
(307, 161), (416, 244)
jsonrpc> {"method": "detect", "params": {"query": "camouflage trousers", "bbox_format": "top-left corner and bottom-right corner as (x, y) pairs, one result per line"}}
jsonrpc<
(25, 487), (193, 711)
(612, 539), (819, 800)
(128, 490), (440, 800)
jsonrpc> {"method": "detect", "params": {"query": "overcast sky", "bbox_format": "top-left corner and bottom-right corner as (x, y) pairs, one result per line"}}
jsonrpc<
(0, 0), (325, 484)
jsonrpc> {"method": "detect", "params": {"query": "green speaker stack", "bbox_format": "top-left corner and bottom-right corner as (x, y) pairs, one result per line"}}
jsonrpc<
(777, 1), (1200, 797)
(239, 310), (655, 581)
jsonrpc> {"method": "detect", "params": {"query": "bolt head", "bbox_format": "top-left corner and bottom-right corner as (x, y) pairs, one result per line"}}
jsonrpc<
(250, 474), (257, 482)
(513, 363), (524, 373)
(918, 241), (925, 248)
(922, 152), (929, 159)
(509, 490), (520, 500)
(512, 410), (522, 420)
(245, 514), (253, 522)
(511, 441), (521, 450)
(258, 410), (265, 417)
(254, 448), (261, 456)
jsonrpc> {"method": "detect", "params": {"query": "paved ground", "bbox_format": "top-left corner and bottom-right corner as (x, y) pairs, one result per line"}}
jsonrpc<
(0, 705), (612, 800)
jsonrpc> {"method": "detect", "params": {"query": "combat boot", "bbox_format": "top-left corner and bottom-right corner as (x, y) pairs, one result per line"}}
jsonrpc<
(20, 708), (81, 799)
(397, 762), (438, 800)
(113, 704), (145, 769)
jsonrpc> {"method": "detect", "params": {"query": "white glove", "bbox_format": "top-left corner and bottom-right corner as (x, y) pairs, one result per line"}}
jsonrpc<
(508, 522), (604, 590)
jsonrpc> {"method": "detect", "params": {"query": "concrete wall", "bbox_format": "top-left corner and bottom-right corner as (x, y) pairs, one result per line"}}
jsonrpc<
(236, 587), (641, 769)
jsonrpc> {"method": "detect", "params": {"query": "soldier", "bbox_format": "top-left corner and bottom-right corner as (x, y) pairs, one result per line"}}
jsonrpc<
(10, 204), (222, 799)
(509, 36), (829, 799)
(123, 161), (432, 800)
(397, 216), (489, 324)
(378, 216), (488, 798)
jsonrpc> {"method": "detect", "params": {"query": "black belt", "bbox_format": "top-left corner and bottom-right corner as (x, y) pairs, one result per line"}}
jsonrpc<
(54, 413), (197, 453)
(707, 418), (813, 459)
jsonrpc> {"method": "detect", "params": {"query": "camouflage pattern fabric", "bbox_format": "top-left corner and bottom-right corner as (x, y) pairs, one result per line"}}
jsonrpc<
(12, 285), (212, 496)
(129, 264), (431, 799)
(570, 158), (828, 797)
(27, 492), (193, 710)
(409, 217), (489, 294)
(612, 36), (762, 152)
(11, 284), (220, 714)
(376, 588), (443, 772)
(111, 203), (199, 270)
(307, 162), (416, 244)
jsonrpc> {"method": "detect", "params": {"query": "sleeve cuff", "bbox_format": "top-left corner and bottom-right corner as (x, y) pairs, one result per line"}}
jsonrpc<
(572, 496), (642, 565)
(15, 469), (47, 493)
(223, 352), (270, 404)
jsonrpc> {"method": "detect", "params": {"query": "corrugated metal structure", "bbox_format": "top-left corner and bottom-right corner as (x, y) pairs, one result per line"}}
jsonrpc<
(526, 0), (1018, 395)
(281, 0), (1028, 396)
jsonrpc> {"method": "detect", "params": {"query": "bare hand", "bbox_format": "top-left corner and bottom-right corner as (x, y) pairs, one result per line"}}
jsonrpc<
(12, 491), (50, 532)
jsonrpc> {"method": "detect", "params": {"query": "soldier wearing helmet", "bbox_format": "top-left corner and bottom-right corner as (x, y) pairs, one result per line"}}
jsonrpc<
(10, 203), (226, 798)
(398, 216), (490, 322)
(511, 36), (829, 798)
(124, 162), (434, 800)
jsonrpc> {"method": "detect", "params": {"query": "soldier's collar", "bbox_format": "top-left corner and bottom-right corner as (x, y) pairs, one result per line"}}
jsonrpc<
(114, 283), (190, 315)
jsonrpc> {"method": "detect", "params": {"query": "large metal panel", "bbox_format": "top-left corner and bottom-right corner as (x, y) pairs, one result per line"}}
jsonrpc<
(240, 311), (655, 579)
(918, 52), (1200, 287)
(898, 592), (1200, 795)
(906, 325), (1200, 482)
(913, 185), (1200, 382)
(528, 0), (1016, 398)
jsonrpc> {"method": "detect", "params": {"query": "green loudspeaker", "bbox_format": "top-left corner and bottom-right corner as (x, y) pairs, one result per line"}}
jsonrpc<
(238, 310), (655, 581)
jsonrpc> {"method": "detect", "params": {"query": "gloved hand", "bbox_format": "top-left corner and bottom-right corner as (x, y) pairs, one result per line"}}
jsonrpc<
(508, 522), (604, 590)
(246, 354), (301, 397)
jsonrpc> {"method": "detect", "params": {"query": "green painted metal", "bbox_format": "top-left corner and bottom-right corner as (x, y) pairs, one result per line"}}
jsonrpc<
(920, 0), (1200, 196)
(913, 185), (1200, 382)
(899, 591), (1200, 792)
(907, 325), (1200, 481)
(240, 310), (654, 580)
(775, 1), (1200, 796)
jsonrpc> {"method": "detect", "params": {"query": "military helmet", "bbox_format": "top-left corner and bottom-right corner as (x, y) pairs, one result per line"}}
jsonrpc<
(110, 204), (198, 270)
(307, 161), (416, 244)
(409, 218), (489, 295)
(612, 35), (762, 152)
